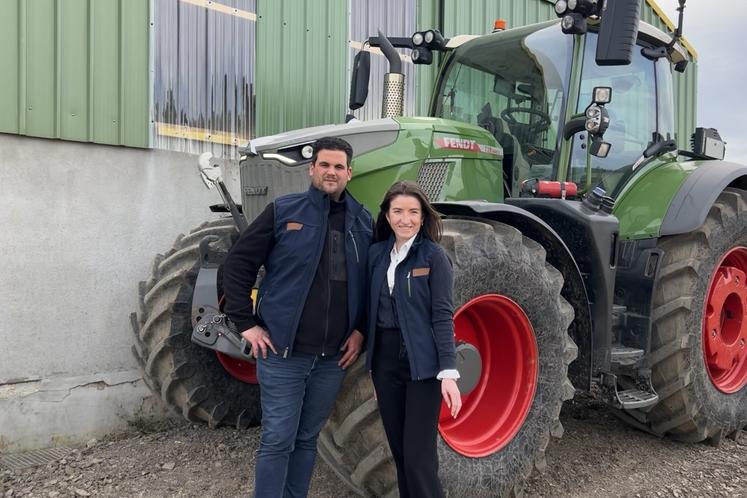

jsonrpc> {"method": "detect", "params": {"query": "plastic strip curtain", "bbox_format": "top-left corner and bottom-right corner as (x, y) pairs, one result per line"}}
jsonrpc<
(153, 0), (256, 159)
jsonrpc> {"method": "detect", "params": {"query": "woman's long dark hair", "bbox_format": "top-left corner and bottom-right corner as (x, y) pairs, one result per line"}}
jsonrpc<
(375, 181), (443, 243)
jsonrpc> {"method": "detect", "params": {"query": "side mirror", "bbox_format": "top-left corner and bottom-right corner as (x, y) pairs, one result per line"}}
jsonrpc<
(596, 0), (641, 66)
(197, 152), (222, 189)
(349, 50), (371, 111)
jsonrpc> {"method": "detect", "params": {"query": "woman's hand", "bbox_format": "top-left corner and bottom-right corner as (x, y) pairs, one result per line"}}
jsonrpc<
(441, 378), (462, 418)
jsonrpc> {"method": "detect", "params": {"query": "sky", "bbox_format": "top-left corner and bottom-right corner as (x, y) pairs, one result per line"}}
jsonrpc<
(656, 0), (747, 164)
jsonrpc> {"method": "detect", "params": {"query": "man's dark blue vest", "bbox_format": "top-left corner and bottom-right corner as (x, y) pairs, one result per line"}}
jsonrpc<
(256, 185), (373, 357)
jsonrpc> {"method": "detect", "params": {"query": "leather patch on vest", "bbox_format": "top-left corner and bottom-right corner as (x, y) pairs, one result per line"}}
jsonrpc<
(286, 222), (303, 231)
(411, 267), (430, 277)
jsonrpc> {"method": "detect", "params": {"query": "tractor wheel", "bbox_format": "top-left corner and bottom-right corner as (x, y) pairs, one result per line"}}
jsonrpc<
(131, 218), (261, 429)
(630, 188), (747, 441)
(318, 218), (577, 497)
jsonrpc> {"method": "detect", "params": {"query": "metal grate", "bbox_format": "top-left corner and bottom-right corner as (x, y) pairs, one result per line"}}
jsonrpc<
(0, 447), (71, 471)
(417, 161), (451, 201)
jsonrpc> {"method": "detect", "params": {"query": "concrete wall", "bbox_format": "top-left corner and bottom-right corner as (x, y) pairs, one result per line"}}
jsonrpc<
(0, 133), (239, 452)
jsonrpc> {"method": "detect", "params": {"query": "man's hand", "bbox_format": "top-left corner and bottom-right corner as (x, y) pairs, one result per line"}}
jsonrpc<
(241, 325), (277, 359)
(338, 330), (364, 369)
(441, 379), (462, 418)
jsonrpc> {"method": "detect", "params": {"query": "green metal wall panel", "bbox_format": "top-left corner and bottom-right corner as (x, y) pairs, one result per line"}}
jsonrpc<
(120, 0), (150, 147)
(256, 0), (348, 136)
(26, 0), (56, 138)
(0, 0), (150, 147)
(414, 0), (438, 116)
(59, 0), (89, 141)
(92, 0), (121, 145)
(0, 0), (20, 134)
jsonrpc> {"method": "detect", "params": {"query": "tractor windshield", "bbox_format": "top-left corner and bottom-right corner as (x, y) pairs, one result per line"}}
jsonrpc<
(433, 23), (572, 191)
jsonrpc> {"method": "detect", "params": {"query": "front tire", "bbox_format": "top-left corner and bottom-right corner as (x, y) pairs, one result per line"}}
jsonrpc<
(131, 218), (261, 429)
(319, 218), (576, 497)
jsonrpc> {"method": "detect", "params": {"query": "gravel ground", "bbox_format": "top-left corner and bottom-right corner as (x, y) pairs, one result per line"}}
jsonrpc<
(2, 395), (745, 498)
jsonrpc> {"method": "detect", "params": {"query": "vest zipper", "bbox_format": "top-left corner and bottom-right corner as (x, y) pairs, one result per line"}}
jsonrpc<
(396, 267), (420, 379)
(256, 294), (264, 317)
(348, 230), (359, 263)
(322, 232), (332, 356)
(407, 271), (411, 297)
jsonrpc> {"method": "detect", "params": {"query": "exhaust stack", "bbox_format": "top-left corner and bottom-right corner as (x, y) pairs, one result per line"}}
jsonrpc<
(378, 30), (405, 118)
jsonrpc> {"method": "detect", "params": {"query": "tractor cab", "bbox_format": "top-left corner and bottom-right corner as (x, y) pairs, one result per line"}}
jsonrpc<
(431, 19), (685, 199)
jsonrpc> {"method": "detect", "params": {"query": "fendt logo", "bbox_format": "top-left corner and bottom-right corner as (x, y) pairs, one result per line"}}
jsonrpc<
(435, 137), (499, 156)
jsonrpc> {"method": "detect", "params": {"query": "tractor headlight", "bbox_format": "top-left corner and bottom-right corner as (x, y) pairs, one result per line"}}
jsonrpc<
(412, 32), (424, 46)
(411, 47), (433, 64)
(301, 145), (314, 160)
(424, 30), (435, 44)
(555, 0), (568, 15)
(561, 12), (587, 34)
(592, 86), (612, 105)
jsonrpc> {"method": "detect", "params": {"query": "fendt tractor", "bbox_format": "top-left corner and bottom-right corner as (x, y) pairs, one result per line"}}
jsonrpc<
(132, 0), (747, 495)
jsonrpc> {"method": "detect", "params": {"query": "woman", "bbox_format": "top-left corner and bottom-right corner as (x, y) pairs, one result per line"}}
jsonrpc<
(366, 180), (461, 498)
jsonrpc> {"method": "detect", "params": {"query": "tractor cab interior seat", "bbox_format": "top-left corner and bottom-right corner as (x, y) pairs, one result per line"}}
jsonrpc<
(477, 103), (532, 195)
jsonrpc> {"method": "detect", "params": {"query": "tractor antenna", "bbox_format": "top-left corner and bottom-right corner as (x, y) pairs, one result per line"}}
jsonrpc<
(668, 0), (685, 48)
(641, 0), (688, 71)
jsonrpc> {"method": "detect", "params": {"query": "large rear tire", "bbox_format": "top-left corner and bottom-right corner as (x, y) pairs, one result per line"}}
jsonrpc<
(629, 188), (747, 441)
(319, 218), (576, 497)
(131, 218), (261, 429)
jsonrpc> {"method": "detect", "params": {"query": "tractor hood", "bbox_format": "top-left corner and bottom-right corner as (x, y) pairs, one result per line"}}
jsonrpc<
(243, 118), (400, 160)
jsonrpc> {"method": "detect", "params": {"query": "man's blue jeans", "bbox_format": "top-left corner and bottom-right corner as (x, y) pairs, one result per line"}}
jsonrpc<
(254, 351), (346, 498)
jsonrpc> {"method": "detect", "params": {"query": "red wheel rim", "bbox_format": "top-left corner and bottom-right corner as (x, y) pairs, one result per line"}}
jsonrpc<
(216, 352), (258, 384)
(214, 293), (258, 384)
(703, 246), (747, 393)
(439, 294), (538, 457)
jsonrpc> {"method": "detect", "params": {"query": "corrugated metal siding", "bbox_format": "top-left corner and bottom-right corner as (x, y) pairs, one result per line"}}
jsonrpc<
(348, 0), (417, 121)
(255, 0), (348, 136)
(152, 0), (256, 159)
(0, 0), (149, 147)
(640, 0), (698, 148)
(442, 0), (556, 34)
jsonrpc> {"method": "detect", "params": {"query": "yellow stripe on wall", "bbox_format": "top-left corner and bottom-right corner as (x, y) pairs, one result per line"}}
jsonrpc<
(180, 0), (257, 22)
(155, 122), (250, 146)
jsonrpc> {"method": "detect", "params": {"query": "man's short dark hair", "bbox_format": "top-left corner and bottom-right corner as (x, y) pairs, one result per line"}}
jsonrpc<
(311, 137), (353, 167)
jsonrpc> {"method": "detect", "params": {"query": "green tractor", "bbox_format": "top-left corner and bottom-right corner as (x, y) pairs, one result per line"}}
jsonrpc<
(132, 0), (747, 495)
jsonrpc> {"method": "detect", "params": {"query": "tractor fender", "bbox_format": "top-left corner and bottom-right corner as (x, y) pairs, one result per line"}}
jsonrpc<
(434, 200), (593, 390)
(661, 160), (747, 236)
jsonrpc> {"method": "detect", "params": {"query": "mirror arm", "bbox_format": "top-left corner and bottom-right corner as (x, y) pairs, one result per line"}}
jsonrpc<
(563, 116), (587, 140)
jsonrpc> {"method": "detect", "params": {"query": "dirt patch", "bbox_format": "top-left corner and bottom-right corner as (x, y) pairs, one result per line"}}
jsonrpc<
(2, 396), (745, 497)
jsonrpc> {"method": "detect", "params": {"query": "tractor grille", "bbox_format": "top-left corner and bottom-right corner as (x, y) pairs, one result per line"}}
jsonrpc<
(241, 158), (310, 222)
(417, 161), (451, 201)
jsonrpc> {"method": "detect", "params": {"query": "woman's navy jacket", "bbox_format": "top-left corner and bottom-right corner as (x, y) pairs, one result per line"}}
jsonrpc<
(365, 233), (456, 380)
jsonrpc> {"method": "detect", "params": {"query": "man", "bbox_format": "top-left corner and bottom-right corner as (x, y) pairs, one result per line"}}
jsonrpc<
(223, 136), (373, 498)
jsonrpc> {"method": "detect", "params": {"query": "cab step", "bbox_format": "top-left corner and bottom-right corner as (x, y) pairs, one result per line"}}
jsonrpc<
(616, 388), (659, 410)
